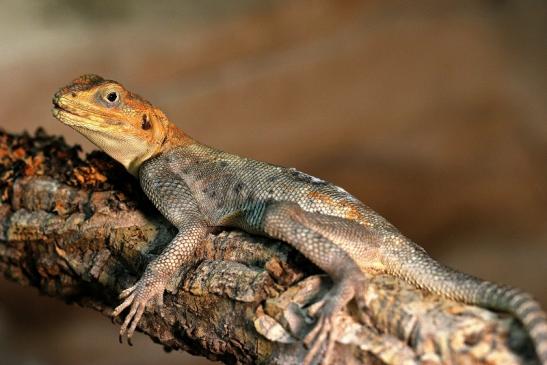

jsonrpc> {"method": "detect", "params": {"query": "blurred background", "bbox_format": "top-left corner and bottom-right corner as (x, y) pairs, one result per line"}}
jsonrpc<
(0, 0), (546, 364)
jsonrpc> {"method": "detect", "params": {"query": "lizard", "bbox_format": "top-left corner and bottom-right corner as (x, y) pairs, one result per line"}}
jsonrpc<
(52, 74), (547, 365)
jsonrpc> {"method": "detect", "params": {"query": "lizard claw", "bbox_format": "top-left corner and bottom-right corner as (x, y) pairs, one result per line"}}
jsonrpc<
(112, 275), (166, 345)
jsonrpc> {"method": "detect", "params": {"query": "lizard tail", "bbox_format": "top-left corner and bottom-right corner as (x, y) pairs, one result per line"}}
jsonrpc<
(380, 240), (547, 365)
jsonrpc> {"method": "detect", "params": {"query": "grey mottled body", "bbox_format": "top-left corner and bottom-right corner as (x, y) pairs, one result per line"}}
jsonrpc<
(136, 143), (547, 363)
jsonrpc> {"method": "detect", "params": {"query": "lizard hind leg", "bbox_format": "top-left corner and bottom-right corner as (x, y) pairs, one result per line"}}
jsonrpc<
(261, 201), (367, 364)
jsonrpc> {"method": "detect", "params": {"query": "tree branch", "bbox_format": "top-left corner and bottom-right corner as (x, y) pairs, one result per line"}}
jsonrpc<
(0, 129), (538, 364)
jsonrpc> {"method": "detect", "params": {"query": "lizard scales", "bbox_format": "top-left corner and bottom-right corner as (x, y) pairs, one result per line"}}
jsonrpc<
(52, 74), (547, 364)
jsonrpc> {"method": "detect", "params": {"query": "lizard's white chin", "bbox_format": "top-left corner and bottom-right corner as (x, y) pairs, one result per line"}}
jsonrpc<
(89, 133), (153, 176)
(54, 108), (155, 176)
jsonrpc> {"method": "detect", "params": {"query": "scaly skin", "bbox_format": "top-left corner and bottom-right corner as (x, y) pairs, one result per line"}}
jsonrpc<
(52, 74), (547, 364)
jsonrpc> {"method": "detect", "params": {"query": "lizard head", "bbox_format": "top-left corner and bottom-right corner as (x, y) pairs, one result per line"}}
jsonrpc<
(52, 74), (176, 175)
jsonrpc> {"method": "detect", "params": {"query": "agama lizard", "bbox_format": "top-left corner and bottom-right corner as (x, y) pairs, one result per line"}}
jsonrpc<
(52, 74), (547, 365)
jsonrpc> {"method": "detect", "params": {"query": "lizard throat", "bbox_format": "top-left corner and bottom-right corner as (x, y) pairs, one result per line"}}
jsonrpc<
(53, 108), (157, 176)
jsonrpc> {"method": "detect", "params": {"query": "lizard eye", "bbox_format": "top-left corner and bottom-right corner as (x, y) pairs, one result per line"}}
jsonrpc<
(105, 91), (118, 103)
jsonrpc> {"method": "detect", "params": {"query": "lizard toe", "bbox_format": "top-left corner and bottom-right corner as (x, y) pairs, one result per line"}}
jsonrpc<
(126, 302), (146, 345)
(112, 292), (135, 319)
(119, 284), (137, 299)
(302, 296), (342, 364)
(157, 295), (167, 319)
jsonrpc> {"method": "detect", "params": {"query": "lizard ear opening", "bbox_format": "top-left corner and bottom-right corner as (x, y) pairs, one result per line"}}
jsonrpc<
(141, 114), (152, 130)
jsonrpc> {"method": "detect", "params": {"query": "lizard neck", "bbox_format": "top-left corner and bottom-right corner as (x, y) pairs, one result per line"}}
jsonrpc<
(161, 123), (196, 152)
(132, 122), (210, 177)
(128, 123), (196, 176)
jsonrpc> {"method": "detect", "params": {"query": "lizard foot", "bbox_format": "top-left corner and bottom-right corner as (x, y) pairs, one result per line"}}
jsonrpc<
(302, 275), (366, 365)
(111, 274), (167, 345)
(302, 307), (338, 365)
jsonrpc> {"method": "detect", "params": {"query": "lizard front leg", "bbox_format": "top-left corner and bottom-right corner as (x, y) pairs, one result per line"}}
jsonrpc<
(112, 221), (209, 344)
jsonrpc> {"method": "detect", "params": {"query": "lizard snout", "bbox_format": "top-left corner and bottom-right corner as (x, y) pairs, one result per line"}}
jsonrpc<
(52, 93), (61, 107)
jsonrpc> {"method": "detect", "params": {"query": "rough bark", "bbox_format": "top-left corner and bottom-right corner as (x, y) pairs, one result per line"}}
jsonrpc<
(0, 129), (538, 364)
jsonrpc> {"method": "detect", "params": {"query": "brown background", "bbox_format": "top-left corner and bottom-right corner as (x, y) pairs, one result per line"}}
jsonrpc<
(0, 1), (546, 364)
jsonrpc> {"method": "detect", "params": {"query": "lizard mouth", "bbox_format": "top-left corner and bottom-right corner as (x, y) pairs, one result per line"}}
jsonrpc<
(52, 100), (104, 131)
(52, 95), (73, 119)
(52, 99), (124, 133)
(51, 97), (64, 116)
(51, 94), (69, 114)
(52, 102), (81, 124)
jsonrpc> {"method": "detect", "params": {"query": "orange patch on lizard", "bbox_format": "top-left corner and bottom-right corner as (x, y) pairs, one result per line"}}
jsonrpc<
(307, 191), (365, 222)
